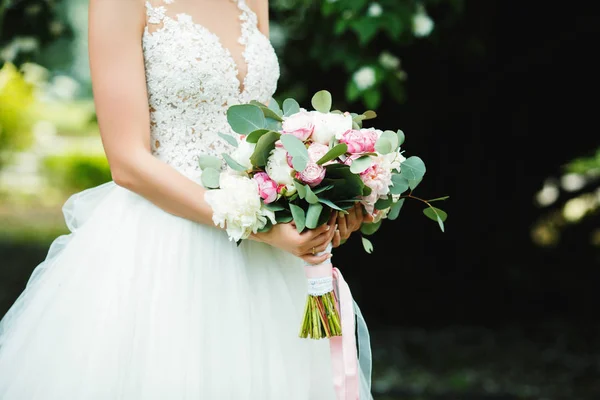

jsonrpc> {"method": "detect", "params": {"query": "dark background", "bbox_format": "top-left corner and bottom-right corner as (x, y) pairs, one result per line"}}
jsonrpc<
(1, 0), (599, 398)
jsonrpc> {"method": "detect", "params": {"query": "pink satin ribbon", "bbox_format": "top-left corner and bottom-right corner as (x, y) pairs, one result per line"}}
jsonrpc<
(330, 267), (359, 399)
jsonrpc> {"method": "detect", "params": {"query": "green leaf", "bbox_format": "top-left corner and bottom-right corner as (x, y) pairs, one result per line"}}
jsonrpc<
(322, 164), (365, 201)
(387, 198), (405, 220)
(360, 220), (381, 235)
(201, 167), (220, 189)
(318, 197), (345, 212)
(275, 212), (293, 224)
(257, 220), (273, 233)
(351, 18), (379, 46)
(349, 155), (373, 174)
(374, 130), (398, 154)
(227, 104), (266, 135)
(245, 129), (270, 144)
(317, 143), (348, 165)
(374, 196), (392, 210)
(346, 80), (361, 102)
(222, 153), (247, 172)
(390, 174), (410, 195)
(423, 206), (448, 233)
(289, 203), (306, 233)
(397, 129), (405, 146)
(428, 196), (450, 203)
(264, 202), (286, 211)
(311, 90), (332, 113)
(197, 154), (222, 171)
(400, 156), (426, 181)
(363, 110), (377, 120)
(408, 177), (423, 190)
(305, 185), (319, 204)
(295, 181), (307, 199)
(305, 203), (323, 229)
(363, 185), (372, 196)
(250, 100), (284, 122)
(313, 184), (334, 194)
(361, 236), (374, 254)
(281, 134), (310, 172)
(363, 89), (381, 109)
(265, 118), (282, 131)
(250, 130), (280, 167)
(282, 98), (300, 116)
(268, 97), (283, 117)
(218, 132), (239, 148)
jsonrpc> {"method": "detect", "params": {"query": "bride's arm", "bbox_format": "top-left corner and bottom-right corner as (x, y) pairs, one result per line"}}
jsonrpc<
(88, 0), (216, 226)
(253, 0), (270, 37)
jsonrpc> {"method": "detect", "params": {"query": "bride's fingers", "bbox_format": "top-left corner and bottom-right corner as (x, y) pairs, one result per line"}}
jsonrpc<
(332, 229), (341, 248)
(306, 223), (337, 249)
(300, 252), (332, 265)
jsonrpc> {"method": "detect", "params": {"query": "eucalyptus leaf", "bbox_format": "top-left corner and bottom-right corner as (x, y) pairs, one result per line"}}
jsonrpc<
(265, 118), (283, 131)
(250, 100), (283, 122)
(218, 132), (239, 148)
(257, 221), (273, 233)
(382, 130), (399, 151)
(305, 203), (323, 229)
(289, 203), (306, 233)
(268, 97), (283, 117)
(390, 174), (410, 195)
(227, 104), (266, 135)
(408, 177), (423, 190)
(245, 129), (270, 144)
(361, 236), (374, 254)
(200, 167), (220, 189)
(374, 137), (393, 154)
(263, 202), (286, 212)
(360, 220), (382, 235)
(397, 129), (405, 146)
(317, 143), (348, 165)
(363, 110), (377, 120)
(318, 198), (345, 212)
(311, 90), (332, 113)
(281, 134), (309, 172)
(197, 154), (222, 171)
(282, 98), (300, 116)
(250, 130), (280, 167)
(305, 185), (319, 204)
(295, 182), (307, 199)
(349, 155), (373, 174)
(423, 206), (448, 232)
(275, 212), (293, 224)
(222, 153), (248, 172)
(388, 198), (405, 220)
(313, 184), (334, 194)
(400, 156), (426, 181)
(374, 196), (392, 210)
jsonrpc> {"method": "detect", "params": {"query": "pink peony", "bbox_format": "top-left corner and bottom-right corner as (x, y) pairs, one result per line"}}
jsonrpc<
(253, 172), (278, 204)
(359, 160), (392, 214)
(296, 163), (326, 187)
(307, 142), (330, 164)
(339, 128), (380, 154)
(282, 111), (314, 141)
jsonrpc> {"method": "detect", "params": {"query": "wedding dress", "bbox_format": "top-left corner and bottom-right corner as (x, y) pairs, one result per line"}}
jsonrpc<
(0, 1), (372, 398)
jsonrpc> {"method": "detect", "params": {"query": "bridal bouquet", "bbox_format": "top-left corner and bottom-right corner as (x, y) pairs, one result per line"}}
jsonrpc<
(201, 90), (448, 339)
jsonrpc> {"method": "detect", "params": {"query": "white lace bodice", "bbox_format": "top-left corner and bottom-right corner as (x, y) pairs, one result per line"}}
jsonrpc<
(142, 0), (280, 179)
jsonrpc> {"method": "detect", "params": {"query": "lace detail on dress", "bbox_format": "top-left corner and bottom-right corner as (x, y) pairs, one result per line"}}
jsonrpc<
(142, 0), (280, 179)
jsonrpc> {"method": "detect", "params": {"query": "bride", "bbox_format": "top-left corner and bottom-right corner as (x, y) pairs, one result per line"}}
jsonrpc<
(0, 0), (373, 398)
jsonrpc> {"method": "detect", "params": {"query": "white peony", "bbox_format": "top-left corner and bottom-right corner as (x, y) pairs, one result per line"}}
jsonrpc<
(204, 172), (275, 242)
(310, 111), (353, 144)
(353, 66), (376, 91)
(229, 139), (255, 171)
(266, 147), (294, 185)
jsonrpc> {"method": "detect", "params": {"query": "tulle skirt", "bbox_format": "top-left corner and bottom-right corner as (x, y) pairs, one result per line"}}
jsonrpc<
(0, 182), (343, 399)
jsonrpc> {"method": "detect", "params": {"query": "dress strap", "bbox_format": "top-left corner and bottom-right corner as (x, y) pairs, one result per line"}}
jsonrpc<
(145, 0), (174, 25)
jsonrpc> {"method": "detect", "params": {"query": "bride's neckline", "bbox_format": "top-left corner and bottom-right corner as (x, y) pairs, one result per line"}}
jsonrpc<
(143, 0), (251, 96)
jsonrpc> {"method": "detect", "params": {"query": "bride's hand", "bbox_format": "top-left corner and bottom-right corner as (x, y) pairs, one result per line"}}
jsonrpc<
(252, 213), (337, 264)
(332, 203), (374, 248)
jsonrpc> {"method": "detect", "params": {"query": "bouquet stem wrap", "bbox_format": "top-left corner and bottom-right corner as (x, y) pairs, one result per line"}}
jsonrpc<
(299, 243), (342, 339)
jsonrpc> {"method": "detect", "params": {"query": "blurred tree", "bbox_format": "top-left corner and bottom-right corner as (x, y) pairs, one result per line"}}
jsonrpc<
(271, 0), (464, 109)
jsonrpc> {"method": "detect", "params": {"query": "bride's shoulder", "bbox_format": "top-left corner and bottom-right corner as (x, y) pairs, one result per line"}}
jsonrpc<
(246, 0), (270, 37)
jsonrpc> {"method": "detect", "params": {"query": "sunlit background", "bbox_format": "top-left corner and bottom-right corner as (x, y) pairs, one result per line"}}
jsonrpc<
(1, 0), (599, 399)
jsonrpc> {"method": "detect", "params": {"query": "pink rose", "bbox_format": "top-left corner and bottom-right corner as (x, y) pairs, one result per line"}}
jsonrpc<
(307, 142), (330, 164)
(282, 111), (314, 141)
(295, 163), (326, 187)
(339, 128), (380, 154)
(253, 172), (278, 204)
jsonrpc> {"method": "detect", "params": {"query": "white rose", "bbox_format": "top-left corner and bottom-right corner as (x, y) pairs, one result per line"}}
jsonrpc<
(265, 147), (294, 185)
(204, 172), (275, 242)
(229, 139), (255, 171)
(310, 111), (353, 145)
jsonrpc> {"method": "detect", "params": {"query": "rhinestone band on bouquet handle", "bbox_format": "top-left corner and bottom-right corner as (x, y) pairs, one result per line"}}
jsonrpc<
(201, 90), (449, 399)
